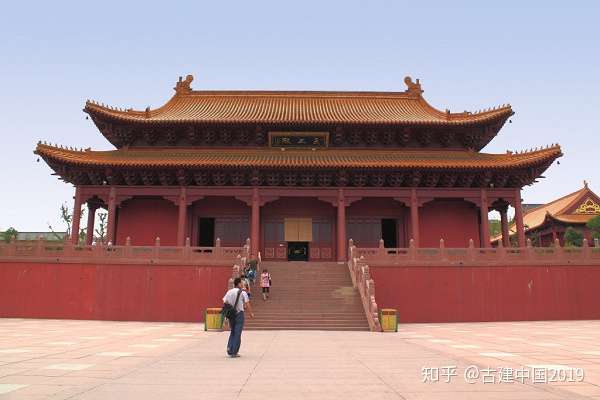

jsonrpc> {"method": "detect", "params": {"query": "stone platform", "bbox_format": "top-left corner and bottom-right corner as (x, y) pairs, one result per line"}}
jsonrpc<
(1, 318), (599, 399)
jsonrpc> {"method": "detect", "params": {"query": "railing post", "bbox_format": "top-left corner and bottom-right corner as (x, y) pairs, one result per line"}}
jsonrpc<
(153, 237), (160, 260)
(582, 238), (590, 260)
(497, 237), (506, 260)
(348, 238), (354, 261)
(553, 238), (562, 262)
(244, 237), (250, 259)
(36, 236), (45, 257)
(124, 236), (131, 258)
(408, 238), (416, 261)
(94, 241), (103, 259)
(439, 238), (447, 262)
(524, 238), (534, 261)
(467, 239), (475, 262)
(63, 241), (73, 258)
(7, 236), (16, 257)
(378, 238), (385, 258)
(184, 237), (191, 261)
(595, 238), (600, 248)
(216, 237), (222, 258)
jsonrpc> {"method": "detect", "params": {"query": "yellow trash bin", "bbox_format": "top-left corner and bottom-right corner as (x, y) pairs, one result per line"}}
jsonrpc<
(204, 308), (224, 331)
(379, 309), (398, 332)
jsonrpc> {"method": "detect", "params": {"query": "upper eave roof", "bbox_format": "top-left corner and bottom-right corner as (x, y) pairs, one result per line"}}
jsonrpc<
(35, 143), (561, 170)
(84, 75), (513, 126)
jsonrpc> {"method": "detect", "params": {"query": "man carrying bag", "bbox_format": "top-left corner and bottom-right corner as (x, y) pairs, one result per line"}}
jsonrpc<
(222, 277), (254, 358)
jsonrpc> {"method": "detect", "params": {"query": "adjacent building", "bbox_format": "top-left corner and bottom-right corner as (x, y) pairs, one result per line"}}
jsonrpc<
(494, 182), (600, 246)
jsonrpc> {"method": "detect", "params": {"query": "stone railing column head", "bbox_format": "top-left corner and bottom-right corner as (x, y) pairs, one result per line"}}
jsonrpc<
(245, 237), (250, 247)
(527, 238), (532, 248)
(155, 237), (161, 246)
(554, 238), (561, 248)
(439, 238), (445, 249)
(595, 238), (600, 248)
(348, 238), (354, 248)
(125, 237), (131, 246)
(378, 239), (384, 249)
(582, 238), (589, 248)
(468, 239), (474, 249)
(185, 237), (190, 247)
(497, 239), (503, 249)
(216, 238), (221, 247)
(409, 239), (415, 249)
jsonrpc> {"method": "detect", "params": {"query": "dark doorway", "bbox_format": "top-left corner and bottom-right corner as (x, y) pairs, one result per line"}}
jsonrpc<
(381, 219), (397, 248)
(288, 242), (309, 261)
(198, 218), (215, 247)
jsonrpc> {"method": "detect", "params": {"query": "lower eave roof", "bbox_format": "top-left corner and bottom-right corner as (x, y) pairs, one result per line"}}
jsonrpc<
(35, 144), (562, 171)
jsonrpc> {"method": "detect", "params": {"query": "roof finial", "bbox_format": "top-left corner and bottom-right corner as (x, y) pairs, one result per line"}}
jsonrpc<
(404, 76), (423, 96)
(175, 74), (194, 94)
(145, 106), (151, 118)
(584, 180), (589, 188)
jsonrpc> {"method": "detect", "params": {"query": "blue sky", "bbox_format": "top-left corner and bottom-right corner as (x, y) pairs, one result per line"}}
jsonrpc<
(0, 1), (598, 231)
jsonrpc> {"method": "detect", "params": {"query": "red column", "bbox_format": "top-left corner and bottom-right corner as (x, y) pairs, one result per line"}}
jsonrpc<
(107, 187), (117, 245)
(410, 189), (420, 247)
(177, 187), (187, 246)
(251, 187), (260, 258)
(337, 189), (347, 262)
(480, 189), (490, 248)
(71, 187), (83, 245)
(500, 207), (510, 247)
(514, 188), (526, 247)
(85, 202), (97, 245)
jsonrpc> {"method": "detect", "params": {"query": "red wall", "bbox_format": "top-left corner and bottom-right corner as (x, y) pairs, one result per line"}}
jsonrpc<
(420, 200), (480, 247)
(0, 261), (231, 322)
(370, 265), (600, 323)
(117, 198), (178, 246)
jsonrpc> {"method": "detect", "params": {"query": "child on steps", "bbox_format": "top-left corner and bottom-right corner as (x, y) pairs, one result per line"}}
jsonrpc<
(260, 269), (271, 301)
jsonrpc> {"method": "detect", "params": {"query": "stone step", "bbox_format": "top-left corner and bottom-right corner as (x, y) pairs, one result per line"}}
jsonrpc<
(242, 261), (369, 331)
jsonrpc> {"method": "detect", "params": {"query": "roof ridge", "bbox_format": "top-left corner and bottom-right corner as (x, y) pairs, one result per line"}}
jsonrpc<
(523, 186), (586, 216)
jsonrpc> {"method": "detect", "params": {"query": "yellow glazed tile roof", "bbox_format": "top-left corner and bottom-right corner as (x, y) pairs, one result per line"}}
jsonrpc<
(35, 144), (561, 170)
(84, 75), (513, 126)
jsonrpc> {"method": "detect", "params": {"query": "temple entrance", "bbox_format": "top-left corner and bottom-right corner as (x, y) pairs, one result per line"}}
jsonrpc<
(288, 242), (309, 261)
(284, 218), (311, 261)
(198, 217), (215, 247)
(261, 198), (336, 261)
(381, 219), (398, 248)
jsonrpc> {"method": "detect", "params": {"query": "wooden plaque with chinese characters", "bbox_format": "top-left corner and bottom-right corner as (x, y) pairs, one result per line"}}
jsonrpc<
(269, 132), (328, 148)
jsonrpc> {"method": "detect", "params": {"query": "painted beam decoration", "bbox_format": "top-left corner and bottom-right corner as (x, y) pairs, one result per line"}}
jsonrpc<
(269, 132), (328, 148)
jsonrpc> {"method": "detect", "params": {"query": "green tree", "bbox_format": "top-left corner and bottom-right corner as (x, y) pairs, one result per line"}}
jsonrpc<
(94, 211), (108, 244)
(587, 215), (600, 241)
(564, 227), (584, 247)
(489, 219), (501, 237)
(1, 227), (18, 243)
(48, 202), (86, 243)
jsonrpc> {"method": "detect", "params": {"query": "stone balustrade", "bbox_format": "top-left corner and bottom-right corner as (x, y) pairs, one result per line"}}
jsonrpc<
(0, 237), (251, 266)
(347, 239), (382, 332)
(353, 238), (600, 267)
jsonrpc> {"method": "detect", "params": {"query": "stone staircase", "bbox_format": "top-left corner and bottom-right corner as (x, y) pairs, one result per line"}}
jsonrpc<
(244, 261), (369, 331)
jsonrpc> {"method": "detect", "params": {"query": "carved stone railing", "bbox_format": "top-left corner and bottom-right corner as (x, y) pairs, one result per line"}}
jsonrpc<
(0, 236), (251, 266)
(353, 238), (600, 267)
(348, 240), (382, 332)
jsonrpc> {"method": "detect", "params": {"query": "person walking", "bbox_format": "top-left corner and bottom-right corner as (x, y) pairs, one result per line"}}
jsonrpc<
(223, 277), (254, 358)
(260, 269), (271, 301)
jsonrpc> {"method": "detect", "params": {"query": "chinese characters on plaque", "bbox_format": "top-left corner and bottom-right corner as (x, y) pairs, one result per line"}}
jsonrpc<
(269, 132), (328, 148)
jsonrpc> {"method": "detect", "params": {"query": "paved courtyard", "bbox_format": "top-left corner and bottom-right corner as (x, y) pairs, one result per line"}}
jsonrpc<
(1, 319), (600, 399)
